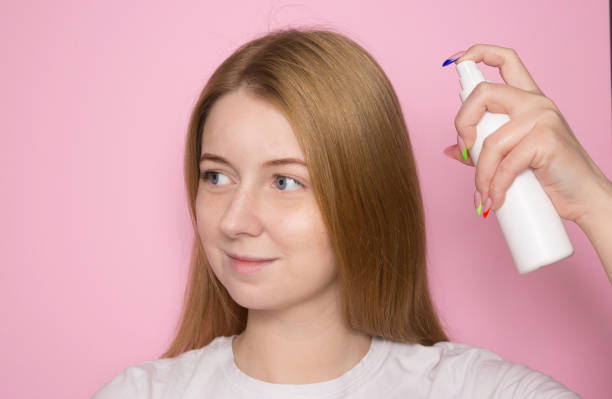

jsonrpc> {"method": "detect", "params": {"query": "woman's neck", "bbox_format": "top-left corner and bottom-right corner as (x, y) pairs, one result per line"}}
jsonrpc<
(231, 293), (372, 384)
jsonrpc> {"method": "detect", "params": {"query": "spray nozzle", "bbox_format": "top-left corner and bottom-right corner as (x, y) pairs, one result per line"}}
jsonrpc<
(455, 60), (487, 103)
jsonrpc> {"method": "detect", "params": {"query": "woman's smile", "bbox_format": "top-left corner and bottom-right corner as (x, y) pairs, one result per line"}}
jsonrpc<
(227, 252), (278, 275)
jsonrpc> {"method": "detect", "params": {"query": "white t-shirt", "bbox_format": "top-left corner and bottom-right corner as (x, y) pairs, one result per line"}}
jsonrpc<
(91, 335), (581, 398)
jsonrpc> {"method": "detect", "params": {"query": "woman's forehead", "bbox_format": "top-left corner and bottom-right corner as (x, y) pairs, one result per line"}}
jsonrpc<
(202, 91), (303, 158)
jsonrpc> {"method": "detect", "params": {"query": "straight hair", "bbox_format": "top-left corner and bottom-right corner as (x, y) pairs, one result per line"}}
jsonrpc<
(160, 26), (449, 359)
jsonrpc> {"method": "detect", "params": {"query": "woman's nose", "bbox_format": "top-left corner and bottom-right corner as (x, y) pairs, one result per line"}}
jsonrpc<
(218, 185), (263, 238)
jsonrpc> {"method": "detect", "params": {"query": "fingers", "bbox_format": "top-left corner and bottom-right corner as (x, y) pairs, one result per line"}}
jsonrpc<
(483, 131), (542, 212)
(447, 43), (563, 214)
(447, 43), (556, 212)
(455, 44), (543, 95)
(454, 81), (547, 150)
(473, 118), (544, 212)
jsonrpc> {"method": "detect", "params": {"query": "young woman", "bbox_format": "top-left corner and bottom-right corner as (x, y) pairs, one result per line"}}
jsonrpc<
(93, 27), (611, 398)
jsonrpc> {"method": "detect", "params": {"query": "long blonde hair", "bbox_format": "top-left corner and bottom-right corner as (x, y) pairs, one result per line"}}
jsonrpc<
(160, 26), (449, 359)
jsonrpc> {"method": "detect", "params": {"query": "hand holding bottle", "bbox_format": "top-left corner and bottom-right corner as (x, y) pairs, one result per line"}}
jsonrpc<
(442, 44), (612, 228)
(442, 44), (612, 281)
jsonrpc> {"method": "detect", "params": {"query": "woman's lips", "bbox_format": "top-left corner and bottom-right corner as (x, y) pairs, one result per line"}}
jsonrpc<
(227, 254), (277, 275)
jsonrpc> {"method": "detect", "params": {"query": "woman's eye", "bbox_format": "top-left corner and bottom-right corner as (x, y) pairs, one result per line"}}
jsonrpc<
(200, 171), (231, 186)
(199, 170), (303, 192)
(274, 175), (303, 191)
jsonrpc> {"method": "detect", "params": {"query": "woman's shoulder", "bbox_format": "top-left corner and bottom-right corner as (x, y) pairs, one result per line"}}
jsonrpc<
(384, 338), (508, 372)
(91, 335), (232, 399)
(382, 339), (581, 398)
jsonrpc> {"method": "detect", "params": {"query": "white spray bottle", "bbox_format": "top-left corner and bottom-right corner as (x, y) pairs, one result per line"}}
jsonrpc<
(455, 60), (574, 274)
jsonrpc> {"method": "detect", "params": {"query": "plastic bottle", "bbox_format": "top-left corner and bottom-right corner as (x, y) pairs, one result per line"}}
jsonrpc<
(455, 60), (574, 274)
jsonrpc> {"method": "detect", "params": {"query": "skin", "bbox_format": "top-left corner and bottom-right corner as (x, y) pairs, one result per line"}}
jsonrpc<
(443, 44), (612, 284)
(196, 85), (371, 384)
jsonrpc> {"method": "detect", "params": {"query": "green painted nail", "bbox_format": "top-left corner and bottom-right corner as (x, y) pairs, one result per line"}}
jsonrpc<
(475, 201), (482, 215)
(461, 147), (468, 161)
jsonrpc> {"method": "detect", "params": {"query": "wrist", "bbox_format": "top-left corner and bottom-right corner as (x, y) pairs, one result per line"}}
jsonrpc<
(575, 174), (612, 284)
(576, 175), (612, 234)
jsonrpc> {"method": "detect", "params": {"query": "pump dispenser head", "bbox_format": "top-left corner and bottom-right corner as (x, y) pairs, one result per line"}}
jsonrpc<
(456, 60), (486, 102)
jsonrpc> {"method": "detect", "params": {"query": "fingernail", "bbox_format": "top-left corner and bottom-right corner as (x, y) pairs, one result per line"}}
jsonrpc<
(457, 135), (467, 161)
(474, 190), (482, 215)
(442, 50), (467, 67)
(482, 197), (492, 219)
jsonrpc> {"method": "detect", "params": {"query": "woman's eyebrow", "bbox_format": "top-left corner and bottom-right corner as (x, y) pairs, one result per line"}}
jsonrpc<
(200, 153), (307, 168)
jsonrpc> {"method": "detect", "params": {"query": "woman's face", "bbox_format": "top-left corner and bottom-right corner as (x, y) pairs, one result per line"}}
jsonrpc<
(196, 87), (338, 311)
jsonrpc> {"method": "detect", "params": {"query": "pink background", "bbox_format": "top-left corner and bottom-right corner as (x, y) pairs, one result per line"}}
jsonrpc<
(2, 1), (611, 398)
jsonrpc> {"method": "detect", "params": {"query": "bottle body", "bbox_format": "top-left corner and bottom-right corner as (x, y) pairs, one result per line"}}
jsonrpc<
(471, 112), (574, 274)
(455, 60), (574, 274)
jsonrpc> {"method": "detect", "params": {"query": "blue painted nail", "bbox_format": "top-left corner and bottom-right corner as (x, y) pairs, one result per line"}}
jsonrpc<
(442, 57), (461, 67)
(442, 50), (467, 67)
